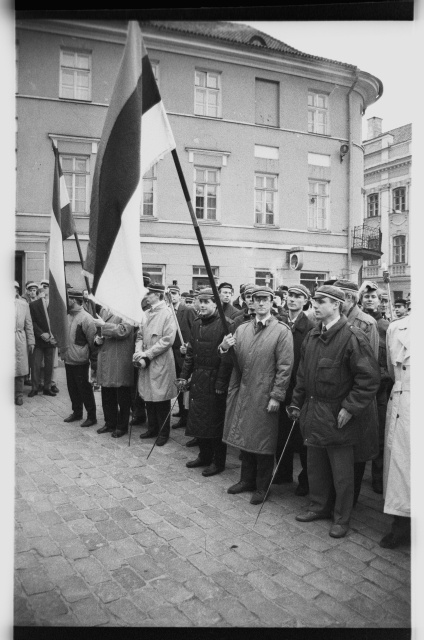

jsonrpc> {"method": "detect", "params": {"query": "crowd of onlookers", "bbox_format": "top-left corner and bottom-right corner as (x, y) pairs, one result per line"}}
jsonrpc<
(14, 275), (410, 548)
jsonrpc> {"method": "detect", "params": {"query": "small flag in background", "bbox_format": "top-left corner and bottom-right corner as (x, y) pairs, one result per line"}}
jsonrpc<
(48, 142), (75, 351)
(84, 21), (176, 323)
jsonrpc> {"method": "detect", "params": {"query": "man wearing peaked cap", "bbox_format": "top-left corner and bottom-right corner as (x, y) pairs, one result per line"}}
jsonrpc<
(218, 282), (241, 321)
(334, 280), (379, 360)
(134, 282), (176, 446)
(288, 284), (380, 538)
(273, 282), (314, 495)
(394, 298), (408, 319)
(233, 283), (256, 330)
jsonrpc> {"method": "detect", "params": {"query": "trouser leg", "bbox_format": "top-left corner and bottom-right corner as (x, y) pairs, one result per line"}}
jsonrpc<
(101, 387), (118, 427)
(42, 347), (54, 390)
(256, 453), (275, 492)
(274, 405), (294, 482)
(32, 347), (44, 391)
(198, 439), (214, 464)
(15, 376), (24, 400)
(145, 401), (159, 434)
(174, 357), (185, 413)
(133, 392), (147, 421)
(327, 446), (354, 526)
(298, 448), (309, 489)
(240, 451), (257, 486)
(212, 438), (227, 469)
(65, 364), (83, 417)
(117, 386), (132, 430)
(372, 380), (390, 483)
(353, 461), (366, 506)
(155, 400), (171, 438)
(73, 363), (96, 420)
(307, 446), (335, 515)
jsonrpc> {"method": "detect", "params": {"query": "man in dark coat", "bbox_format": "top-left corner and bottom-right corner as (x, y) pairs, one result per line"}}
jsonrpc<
(273, 284), (315, 494)
(177, 288), (234, 477)
(218, 282), (242, 320)
(167, 284), (197, 430)
(289, 285), (380, 538)
(233, 284), (246, 312)
(28, 285), (57, 397)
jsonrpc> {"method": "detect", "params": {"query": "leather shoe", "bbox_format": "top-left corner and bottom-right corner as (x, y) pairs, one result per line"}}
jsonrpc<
(186, 437), (200, 448)
(156, 435), (168, 446)
(372, 479), (383, 494)
(172, 417), (187, 429)
(43, 389), (57, 397)
(51, 385), (59, 393)
(97, 425), (115, 434)
(130, 415), (146, 425)
(295, 484), (309, 497)
(28, 390), (38, 397)
(80, 418), (97, 428)
(250, 490), (267, 505)
(227, 481), (256, 494)
(186, 456), (209, 468)
(202, 463), (225, 477)
(64, 413), (82, 423)
(295, 510), (331, 522)
(111, 429), (128, 438)
(140, 429), (158, 439)
(379, 531), (410, 549)
(329, 524), (349, 538)
(15, 397), (23, 406)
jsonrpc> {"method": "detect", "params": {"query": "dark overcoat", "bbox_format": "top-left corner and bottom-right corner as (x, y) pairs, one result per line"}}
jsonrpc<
(180, 311), (234, 439)
(291, 315), (380, 461)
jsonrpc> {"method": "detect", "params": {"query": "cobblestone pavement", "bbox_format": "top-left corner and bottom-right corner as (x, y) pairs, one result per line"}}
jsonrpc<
(14, 367), (411, 628)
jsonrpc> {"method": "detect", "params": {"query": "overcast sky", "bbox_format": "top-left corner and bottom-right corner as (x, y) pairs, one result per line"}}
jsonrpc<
(238, 19), (416, 139)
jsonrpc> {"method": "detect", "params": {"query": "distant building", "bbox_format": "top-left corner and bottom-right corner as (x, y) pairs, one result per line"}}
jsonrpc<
(362, 118), (411, 302)
(15, 20), (382, 293)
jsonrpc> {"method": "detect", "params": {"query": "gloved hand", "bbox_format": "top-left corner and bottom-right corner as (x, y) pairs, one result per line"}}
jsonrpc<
(286, 405), (300, 421)
(175, 379), (188, 393)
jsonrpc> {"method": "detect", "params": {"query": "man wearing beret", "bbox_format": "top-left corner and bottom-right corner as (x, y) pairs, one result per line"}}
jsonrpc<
(218, 282), (242, 320)
(177, 288), (234, 476)
(273, 284), (315, 495)
(288, 285), (380, 538)
(134, 283), (176, 446)
(62, 289), (97, 427)
(220, 286), (293, 505)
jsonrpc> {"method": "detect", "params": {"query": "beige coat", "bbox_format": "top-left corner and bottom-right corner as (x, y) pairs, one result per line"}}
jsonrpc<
(383, 315), (410, 517)
(135, 301), (176, 402)
(15, 298), (35, 377)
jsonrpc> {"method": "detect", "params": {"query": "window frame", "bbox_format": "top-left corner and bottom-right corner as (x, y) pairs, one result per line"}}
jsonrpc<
(308, 91), (329, 135)
(254, 269), (275, 289)
(367, 193), (379, 218)
(194, 166), (220, 222)
(254, 173), (278, 226)
(143, 264), (165, 285)
(194, 69), (222, 118)
(59, 48), (92, 102)
(192, 265), (219, 291)
(141, 164), (158, 218)
(308, 179), (329, 231)
(393, 187), (406, 212)
(300, 272), (327, 295)
(61, 154), (90, 215)
(392, 235), (406, 264)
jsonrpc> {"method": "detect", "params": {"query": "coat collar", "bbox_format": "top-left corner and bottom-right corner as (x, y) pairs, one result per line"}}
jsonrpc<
(310, 315), (348, 341)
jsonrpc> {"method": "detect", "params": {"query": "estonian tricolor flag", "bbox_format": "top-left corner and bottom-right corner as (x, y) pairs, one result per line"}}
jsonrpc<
(84, 21), (176, 323)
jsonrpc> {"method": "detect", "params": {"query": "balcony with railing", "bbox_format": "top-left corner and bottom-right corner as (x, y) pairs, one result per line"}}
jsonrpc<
(351, 224), (382, 261)
(389, 264), (411, 278)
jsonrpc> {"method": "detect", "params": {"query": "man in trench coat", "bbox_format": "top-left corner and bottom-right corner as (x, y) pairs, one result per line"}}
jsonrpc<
(220, 286), (293, 505)
(134, 283), (176, 447)
(289, 285), (380, 538)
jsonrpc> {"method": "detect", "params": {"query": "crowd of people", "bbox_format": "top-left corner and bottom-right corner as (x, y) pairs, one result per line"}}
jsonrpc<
(14, 273), (410, 548)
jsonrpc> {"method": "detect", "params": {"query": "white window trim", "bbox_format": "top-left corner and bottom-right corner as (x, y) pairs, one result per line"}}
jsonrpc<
(308, 90), (330, 136)
(61, 154), (90, 215)
(308, 179), (330, 231)
(392, 186), (407, 212)
(141, 164), (158, 219)
(254, 269), (275, 289)
(194, 68), (222, 119)
(254, 173), (279, 227)
(59, 48), (92, 102)
(367, 193), (379, 218)
(193, 166), (221, 223)
(143, 264), (165, 285)
(391, 234), (407, 265)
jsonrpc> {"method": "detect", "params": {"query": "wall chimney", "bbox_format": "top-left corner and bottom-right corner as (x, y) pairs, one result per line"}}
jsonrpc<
(367, 117), (383, 140)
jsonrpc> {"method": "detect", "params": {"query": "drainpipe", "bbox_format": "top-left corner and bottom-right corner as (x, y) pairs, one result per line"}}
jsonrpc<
(347, 70), (359, 279)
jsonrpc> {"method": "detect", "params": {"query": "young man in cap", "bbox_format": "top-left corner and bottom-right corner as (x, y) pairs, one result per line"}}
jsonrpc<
(233, 284), (256, 329)
(288, 285), (380, 538)
(167, 284), (197, 430)
(273, 283), (315, 495)
(15, 282), (35, 405)
(177, 288), (234, 476)
(335, 279), (379, 359)
(218, 282), (241, 320)
(221, 286), (293, 505)
(134, 283), (176, 446)
(62, 289), (97, 427)
(28, 280), (58, 397)
(394, 298), (408, 319)
(233, 284), (246, 312)
(358, 280), (391, 495)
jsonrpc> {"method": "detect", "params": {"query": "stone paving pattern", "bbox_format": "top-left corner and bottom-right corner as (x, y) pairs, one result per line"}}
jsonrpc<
(14, 367), (411, 627)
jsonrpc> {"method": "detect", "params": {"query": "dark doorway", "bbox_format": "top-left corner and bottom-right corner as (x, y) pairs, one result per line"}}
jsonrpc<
(15, 251), (24, 291)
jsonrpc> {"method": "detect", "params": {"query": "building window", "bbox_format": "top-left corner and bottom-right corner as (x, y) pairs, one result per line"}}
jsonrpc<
(60, 49), (91, 101)
(367, 193), (379, 217)
(393, 236), (406, 264)
(255, 174), (277, 225)
(255, 79), (279, 127)
(255, 270), (274, 289)
(61, 155), (90, 214)
(393, 187), (406, 212)
(308, 180), (329, 230)
(193, 266), (219, 291)
(367, 259), (380, 266)
(308, 92), (328, 135)
(300, 272), (327, 295)
(144, 264), (165, 285)
(195, 168), (219, 221)
(142, 165), (157, 217)
(194, 70), (221, 117)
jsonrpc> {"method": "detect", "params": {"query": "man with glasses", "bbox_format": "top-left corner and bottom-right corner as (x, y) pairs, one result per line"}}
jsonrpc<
(220, 286), (293, 505)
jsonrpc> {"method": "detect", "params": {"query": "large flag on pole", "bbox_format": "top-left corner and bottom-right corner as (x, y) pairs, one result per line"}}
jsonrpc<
(49, 142), (75, 351)
(84, 21), (176, 323)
